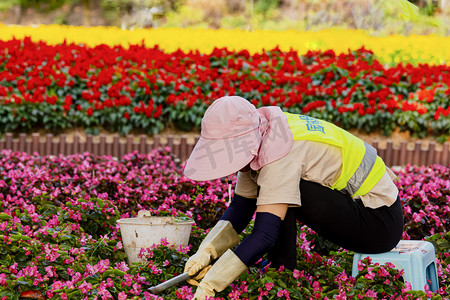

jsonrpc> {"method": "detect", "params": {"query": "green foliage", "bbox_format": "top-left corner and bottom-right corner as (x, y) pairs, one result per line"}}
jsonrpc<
(1, 0), (447, 36)
(418, 0), (439, 16)
(1, 0), (71, 12)
(254, 0), (281, 16)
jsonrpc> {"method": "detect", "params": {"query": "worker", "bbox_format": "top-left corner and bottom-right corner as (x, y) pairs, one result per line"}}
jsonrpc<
(183, 96), (404, 299)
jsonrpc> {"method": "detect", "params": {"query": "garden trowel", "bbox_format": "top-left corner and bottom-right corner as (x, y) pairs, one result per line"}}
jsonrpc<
(148, 272), (191, 294)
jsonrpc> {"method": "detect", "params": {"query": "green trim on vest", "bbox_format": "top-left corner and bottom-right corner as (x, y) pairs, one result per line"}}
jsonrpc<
(284, 112), (385, 197)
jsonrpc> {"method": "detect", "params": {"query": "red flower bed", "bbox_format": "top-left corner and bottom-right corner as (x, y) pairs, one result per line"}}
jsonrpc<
(0, 38), (449, 137)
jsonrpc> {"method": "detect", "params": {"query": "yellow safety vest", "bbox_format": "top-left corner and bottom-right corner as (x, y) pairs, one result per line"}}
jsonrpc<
(284, 112), (386, 197)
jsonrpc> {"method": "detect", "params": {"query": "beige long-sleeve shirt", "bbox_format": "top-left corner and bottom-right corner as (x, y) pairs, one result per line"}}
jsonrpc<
(235, 140), (398, 209)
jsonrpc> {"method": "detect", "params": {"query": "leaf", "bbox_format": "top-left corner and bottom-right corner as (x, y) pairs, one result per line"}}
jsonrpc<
(113, 269), (126, 277)
(0, 291), (18, 300)
(0, 213), (12, 221)
(17, 280), (31, 287)
(327, 288), (339, 296)
(277, 279), (287, 289)
(101, 270), (115, 277)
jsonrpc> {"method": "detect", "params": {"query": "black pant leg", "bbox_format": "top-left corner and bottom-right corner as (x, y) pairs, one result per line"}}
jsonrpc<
(294, 179), (403, 254)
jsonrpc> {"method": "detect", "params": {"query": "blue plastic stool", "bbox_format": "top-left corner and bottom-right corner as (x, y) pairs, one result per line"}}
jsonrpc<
(352, 240), (439, 292)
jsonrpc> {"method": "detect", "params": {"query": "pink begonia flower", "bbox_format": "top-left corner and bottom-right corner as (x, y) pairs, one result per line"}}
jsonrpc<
(116, 261), (130, 272)
(118, 291), (127, 300)
(412, 212), (422, 222)
(402, 231), (411, 239)
(364, 267), (376, 280)
(21, 265), (38, 277)
(124, 274), (133, 287)
(276, 289), (290, 299)
(65, 265), (76, 277)
(160, 237), (169, 246)
(364, 289), (377, 298)
(357, 260), (364, 272)
(401, 281), (413, 293)
(98, 259), (110, 273)
(86, 263), (99, 276)
(0, 222), (7, 231)
(177, 244), (191, 254)
(9, 262), (18, 274)
(377, 267), (390, 277)
(300, 242), (311, 252)
(132, 283), (142, 295)
(105, 278), (114, 288)
(45, 266), (56, 277)
(228, 289), (242, 299)
(64, 257), (75, 264)
(424, 284), (433, 298)
(0, 274), (6, 285)
(150, 263), (162, 275)
(52, 280), (64, 290)
(72, 272), (82, 283)
(335, 291), (347, 300)
(79, 281), (93, 294)
(312, 280), (321, 292)
(336, 271), (348, 282)
(80, 235), (87, 246)
(175, 285), (194, 299)
(259, 289), (269, 298)
(98, 282), (113, 298)
(43, 244), (60, 262)
(138, 247), (147, 258)
(265, 282), (274, 291)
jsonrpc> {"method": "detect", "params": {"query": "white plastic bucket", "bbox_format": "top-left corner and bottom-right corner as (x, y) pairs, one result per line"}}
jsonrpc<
(117, 210), (195, 264)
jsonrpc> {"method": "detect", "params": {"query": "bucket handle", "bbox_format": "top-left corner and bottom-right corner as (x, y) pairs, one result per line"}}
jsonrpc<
(137, 210), (152, 218)
(137, 210), (175, 224)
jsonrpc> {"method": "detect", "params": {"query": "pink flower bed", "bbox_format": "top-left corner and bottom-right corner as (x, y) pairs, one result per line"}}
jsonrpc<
(0, 149), (448, 299)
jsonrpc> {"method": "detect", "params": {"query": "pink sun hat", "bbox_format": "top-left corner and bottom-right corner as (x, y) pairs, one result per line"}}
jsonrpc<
(184, 95), (293, 181)
(184, 96), (262, 181)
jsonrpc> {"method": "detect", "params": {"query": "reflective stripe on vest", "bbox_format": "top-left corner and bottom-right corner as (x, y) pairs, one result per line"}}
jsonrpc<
(342, 141), (376, 196)
(284, 112), (386, 197)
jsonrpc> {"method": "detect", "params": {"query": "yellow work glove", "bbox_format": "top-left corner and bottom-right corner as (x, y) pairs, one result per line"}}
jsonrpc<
(184, 220), (239, 284)
(193, 249), (247, 300)
(186, 265), (211, 286)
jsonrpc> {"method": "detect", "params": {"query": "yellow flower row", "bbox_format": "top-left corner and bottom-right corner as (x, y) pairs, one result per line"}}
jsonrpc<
(1, 23), (448, 65)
